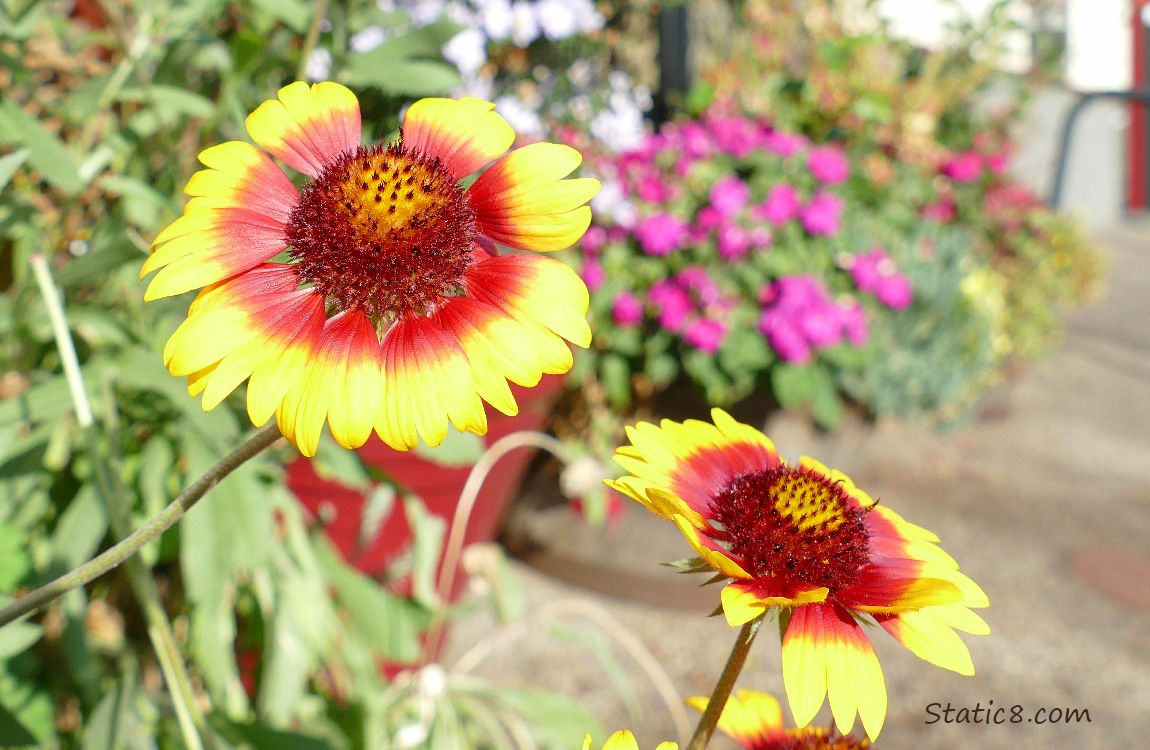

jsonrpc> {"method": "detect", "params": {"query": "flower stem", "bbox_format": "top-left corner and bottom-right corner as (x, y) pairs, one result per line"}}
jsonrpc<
(686, 617), (762, 750)
(296, 0), (330, 82)
(422, 430), (575, 663)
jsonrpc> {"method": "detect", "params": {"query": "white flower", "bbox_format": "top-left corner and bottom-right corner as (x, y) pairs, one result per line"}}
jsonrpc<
(509, 1), (539, 47)
(494, 95), (544, 138)
(536, 0), (578, 40)
(350, 25), (390, 53)
(567, 57), (595, 89)
(590, 178), (636, 227)
(304, 48), (332, 81)
(406, 0), (445, 27)
(442, 26), (488, 76)
(475, 0), (513, 40)
(590, 99), (647, 153)
(453, 72), (494, 99)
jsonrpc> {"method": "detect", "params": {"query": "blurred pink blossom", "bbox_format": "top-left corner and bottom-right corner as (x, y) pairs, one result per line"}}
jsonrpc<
(635, 213), (689, 256)
(807, 146), (850, 185)
(800, 191), (844, 236)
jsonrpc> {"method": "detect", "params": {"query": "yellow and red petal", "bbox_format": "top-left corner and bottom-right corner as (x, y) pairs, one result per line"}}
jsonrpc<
(401, 97), (515, 181)
(873, 608), (974, 675)
(375, 314), (486, 451)
(467, 142), (600, 252)
(838, 563), (964, 613)
(687, 689), (785, 745)
(782, 601), (887, 741)
(721, 580), (830, 626)
(143, 208), (290, 300)
(605, 478), (704, 528)
(672, 516), (752, 582)
(183, 141), (299, 219)
(245, 81), (361, 179)
(464, 253), (591, 348)
(275, 309), (382, 457)
(432, 295), (574, 416)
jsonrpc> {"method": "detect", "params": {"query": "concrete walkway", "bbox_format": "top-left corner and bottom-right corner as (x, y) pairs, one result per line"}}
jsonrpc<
(445, 224), (1150, 750)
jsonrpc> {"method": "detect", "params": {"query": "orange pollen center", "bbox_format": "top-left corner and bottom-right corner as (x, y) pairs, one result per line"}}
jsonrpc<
(710, 466), (871, 591)
(285, 141), (477, 322)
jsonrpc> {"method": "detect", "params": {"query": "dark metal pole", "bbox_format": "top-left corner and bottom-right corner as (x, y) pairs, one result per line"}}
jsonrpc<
(1049, 89), (1150, 209)
(654, 3), (690, 125)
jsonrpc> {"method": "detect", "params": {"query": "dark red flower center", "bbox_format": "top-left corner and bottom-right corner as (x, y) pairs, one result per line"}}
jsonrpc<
(710, 465), (871, 591)
(285, 141), (477, 323)
(755, 728), (870, 750)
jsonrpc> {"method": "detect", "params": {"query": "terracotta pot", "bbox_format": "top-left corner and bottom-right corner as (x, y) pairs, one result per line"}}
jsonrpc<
(286, 375), (565, 588)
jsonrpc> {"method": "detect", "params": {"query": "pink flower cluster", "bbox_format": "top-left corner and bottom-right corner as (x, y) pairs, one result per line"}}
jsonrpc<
(615, 267), (731, 353)
(757, 276), (867, 364)
(846, 248), (914, 310)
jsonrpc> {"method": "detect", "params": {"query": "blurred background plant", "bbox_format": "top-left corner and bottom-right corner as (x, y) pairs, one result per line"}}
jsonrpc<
(552, 0), (1102, 500)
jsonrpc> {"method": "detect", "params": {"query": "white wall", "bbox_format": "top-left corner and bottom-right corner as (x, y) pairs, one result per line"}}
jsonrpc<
(1065, 0), (1131, 91)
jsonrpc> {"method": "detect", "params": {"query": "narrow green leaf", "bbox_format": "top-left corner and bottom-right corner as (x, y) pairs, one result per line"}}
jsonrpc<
(402, 496), (445, 608)
(0, 102), (84, 193)
(51, 484), (108, 570)
(0, 703), (38, 747)
(314, 538), (430, 662)
(0, 148), (30, 192)
(81, 676), (135, 750)
(0, 621), (42, 660)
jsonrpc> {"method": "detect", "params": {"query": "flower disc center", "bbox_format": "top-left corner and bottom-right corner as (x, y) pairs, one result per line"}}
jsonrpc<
(711, 466), (870, 590)
(286, 142), (477, 322)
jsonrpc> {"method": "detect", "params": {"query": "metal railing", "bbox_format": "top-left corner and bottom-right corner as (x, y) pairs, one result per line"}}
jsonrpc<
(1049, 88), (1150, 208)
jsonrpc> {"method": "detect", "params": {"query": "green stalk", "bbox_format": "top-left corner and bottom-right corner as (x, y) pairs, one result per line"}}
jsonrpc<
(686, 617), (762, 750)
(296, 0), (332, 82)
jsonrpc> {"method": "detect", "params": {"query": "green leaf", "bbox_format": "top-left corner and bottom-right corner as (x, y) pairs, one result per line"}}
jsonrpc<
(180, 434), (273, 605)
(413, 428), (484, 467)
(214, 717), (336, 750)
(0, 621), (41, 660)
(51, 484), (108, 570)
(769, 363), (816, 410)
(0, 703), (38, 748)
(190, 598), (248, 715)
(402, 496), (445, 608)
(0, 148), (30, 192)
(599, 353), (631, 408)
(53, 229), (142, 286)
(0, 102), (84, 193)
(116, 85), (218, 119)
(342, 20), (463, 96)
(99, 174), (175, 230)
(0, 521), (31, 592)
(493, 688), (604, 749)
(81, 676), (136, 750)
(247, 0), (313, 32)
(314, 538), (429, 662)
(0, 671), (55, 746)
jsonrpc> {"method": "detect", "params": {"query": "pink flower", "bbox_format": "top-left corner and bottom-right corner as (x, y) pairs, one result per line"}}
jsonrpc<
(695, 206), (724, 232)
(847, 248), (914, 310)
(709, 175), (750, 217)
(580, 257), (605, 291)
(807, 145), (850, 185)
(754, 183), (801, 226)
(800, 191), (844, 236)
(678, 121), (713, 159)
(922, 197), (956, 223)
(985, 152), (1009, 175)
(837, 300), (869, 346)
(758, 313), (811, 364)
(748, 226), (772, 250)
(580, 225), (607, 254)
(716, 222), (751, 260)
(676, 267), (720, 304)
(649, 280), (693, 332)
(684, 317), (727, 353)
(708, 115), (759, 158)
(637, 174), (670, 202)
(873, 275), (913, 310)
(612, 291), (644, 327)
(941, 151), (983, 183)
(762, 129), (808, 157)
(634, 213), (689, 256)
